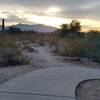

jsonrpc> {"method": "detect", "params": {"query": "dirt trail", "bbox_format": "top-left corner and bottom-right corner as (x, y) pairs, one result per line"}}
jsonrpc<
(1, 44), (100, 100)
(25, 44), (72, 68)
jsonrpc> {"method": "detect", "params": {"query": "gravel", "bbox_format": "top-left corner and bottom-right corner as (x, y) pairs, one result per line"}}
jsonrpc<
(75, 79), (100, 100)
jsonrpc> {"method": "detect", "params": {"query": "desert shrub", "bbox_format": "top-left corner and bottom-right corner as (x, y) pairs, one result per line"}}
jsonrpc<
(84, 33), (100, 62)
(58, 37), (91, 57)
(7, 26), (22, 34)
(46, 33), (60, 46)
(0, 34), (29, 67)
(57, 34), (100, 63)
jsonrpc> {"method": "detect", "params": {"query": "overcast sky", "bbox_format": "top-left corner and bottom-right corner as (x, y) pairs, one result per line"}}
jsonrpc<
(0, 0), (100, 30)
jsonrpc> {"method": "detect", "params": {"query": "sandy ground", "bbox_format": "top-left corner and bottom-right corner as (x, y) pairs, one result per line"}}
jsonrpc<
(0, 43), (61, 85)
(0, 65), (37, 85)
(0, 43), (100, 85)
(75, 79), (100, 100)
(0, 43), (47, 85)
(0, 43), (100, 100)
(0, 44), (100, 100)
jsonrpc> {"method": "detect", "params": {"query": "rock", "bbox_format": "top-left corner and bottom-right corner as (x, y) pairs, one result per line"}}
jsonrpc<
(28, 47), (35, 52)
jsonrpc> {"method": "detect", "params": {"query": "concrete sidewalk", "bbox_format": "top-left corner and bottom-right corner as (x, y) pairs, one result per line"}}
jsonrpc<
(0, 66), (100, 100)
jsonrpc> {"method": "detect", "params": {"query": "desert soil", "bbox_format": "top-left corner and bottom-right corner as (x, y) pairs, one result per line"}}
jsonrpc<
(0, 43), (100, 100)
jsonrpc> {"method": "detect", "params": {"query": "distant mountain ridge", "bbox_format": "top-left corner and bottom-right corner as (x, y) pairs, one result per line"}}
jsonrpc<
(13, 23), (57, 33)
(0, 24), (57, 33)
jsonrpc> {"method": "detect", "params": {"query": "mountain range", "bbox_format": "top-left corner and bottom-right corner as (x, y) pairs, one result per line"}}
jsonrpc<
(0, 24), (57, 33)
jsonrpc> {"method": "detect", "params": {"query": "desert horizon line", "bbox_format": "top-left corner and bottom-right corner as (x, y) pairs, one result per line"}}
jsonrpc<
(0, 18), (100, 32)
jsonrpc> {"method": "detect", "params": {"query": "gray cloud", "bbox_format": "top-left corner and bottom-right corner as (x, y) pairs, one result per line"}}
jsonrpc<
(7, 14), (27, 23)
(0, 12), (30, 24)
(0, 0), (100, 23)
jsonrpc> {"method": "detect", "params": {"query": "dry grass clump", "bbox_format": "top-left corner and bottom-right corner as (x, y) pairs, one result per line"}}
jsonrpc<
(55, 32), (100, 63)
(0, 34), (29, 67)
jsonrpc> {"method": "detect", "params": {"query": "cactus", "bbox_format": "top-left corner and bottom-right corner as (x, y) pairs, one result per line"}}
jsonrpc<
(2, 19), (5, 32)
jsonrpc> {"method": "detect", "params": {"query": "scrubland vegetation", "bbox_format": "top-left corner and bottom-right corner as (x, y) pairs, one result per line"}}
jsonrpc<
(0, 31), (40, 67)
(56, 33), (100, 63)
(0, 34), (30, 67)
(0, 19), (100, 67)
(0, 26), (47, 67)
(48, 20), (100, 63)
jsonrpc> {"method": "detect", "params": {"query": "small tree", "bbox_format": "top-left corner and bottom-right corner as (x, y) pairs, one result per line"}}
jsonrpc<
(60, 24), (70, 37)
(70, 20), (81, 33)
(61, 24), (69, 31)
